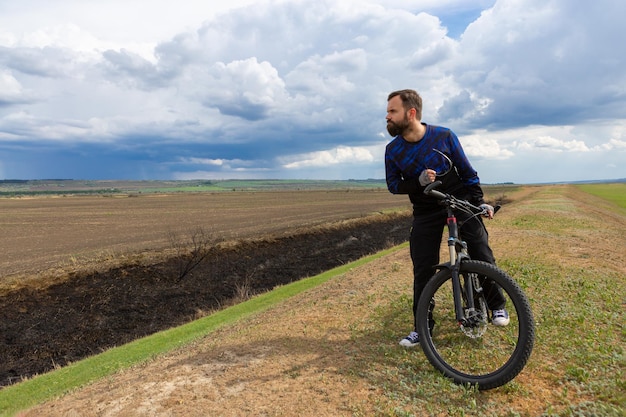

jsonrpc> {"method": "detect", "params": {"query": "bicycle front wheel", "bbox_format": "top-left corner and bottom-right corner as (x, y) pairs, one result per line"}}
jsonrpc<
(416, 260), (534, 390)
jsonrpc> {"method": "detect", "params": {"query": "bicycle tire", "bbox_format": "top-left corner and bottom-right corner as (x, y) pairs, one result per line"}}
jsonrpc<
(416, 260), (534, 390)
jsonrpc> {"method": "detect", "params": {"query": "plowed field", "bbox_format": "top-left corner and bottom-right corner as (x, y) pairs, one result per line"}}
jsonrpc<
(0, 189), (407, 283)
(0, 190), (410, 387)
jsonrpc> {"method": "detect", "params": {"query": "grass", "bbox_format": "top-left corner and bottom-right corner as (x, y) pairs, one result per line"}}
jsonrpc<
(0, 179), (390, 196)
(0, 246), (400, 417)
(0, 179), (521, 197)
(2, 184), (625, 416)
(577, 183), (626, 210)
(350, 259), (623, 416)
(343, 185), (625, 416)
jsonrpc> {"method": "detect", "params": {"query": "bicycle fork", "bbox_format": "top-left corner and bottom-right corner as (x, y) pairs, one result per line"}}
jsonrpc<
(447, 215), (475, 326)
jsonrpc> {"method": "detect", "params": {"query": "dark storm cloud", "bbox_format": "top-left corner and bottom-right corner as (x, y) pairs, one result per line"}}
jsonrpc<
(0, 0), (624, 183)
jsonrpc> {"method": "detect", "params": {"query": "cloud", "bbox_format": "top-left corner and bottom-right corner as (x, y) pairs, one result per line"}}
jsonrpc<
(179, 157), (227, 167)
(0, 0), (624, 183)
(101, 49), (168, 89)
(286, 49), (366, 94)
(0, 70), (30, 106)
(440, 0), (626, 129)
(458, 132), (514, 160)
(203, 58), (287, 121)
(0, 45), (80, 78)
(598, 139), (626, 151)
(516, 136), (590, 152)
(281, 145), (376, 169)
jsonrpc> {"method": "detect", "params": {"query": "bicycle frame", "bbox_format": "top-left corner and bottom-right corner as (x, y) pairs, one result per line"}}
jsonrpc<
(417, 181), (534, 389)
(425, 181), (493, 327)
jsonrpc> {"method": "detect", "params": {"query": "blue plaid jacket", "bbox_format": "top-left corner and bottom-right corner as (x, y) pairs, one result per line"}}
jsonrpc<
(385, 123), (485, 212)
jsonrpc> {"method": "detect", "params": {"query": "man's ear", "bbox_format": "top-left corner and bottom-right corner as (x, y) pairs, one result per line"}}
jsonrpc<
(408, 108), (417, 119)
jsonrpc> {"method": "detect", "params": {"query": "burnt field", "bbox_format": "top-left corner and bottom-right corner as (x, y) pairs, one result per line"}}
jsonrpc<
(0, 190), (410, 387)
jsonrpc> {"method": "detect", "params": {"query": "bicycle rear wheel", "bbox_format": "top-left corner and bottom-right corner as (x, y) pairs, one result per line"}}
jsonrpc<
(416, 260), (534, 390)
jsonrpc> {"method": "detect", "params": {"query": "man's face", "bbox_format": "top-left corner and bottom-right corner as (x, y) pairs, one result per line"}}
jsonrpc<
(386, 95), (409, 137)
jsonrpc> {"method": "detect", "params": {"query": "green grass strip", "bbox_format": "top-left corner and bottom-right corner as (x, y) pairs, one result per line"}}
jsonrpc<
(0, 243), (406, 417)
(577, 183), (626, 209)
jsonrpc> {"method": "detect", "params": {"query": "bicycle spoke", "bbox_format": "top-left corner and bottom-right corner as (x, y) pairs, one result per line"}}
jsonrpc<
(417, 261), (534, 389)
(430, 279), (521, 376)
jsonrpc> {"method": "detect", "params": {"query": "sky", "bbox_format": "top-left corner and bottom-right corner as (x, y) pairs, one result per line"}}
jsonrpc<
(0, 0), (624, 184)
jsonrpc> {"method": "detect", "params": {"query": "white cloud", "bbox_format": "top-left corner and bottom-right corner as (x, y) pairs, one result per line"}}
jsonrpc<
(459, 132), (514, 160)
(0, 0), (624, 183)
(0, 0), (266, 50)
(179, 157), (226, 167)
(203, 58), (288, 121)
(173, 167), (273, 181)
(281, 146), (375, 169)
(286, 49), (366, 94)
(516, 136), (590, 152)
(0, 70), (24, 102)
(442, 0), (626, 128)
(597, 139), (626, 151)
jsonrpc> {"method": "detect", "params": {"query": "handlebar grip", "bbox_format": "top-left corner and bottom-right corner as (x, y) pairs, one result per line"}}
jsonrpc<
(424, 180), (443, 195)
(494, 205), (501, 214)
(429, 189), (447, 200)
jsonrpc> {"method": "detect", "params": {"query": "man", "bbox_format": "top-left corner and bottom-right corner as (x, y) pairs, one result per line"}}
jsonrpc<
(384, 89), (509, 347)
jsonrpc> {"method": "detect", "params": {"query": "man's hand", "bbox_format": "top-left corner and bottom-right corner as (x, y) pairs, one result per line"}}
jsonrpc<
(479, 203), (495, 219)
(419, 169), (436, 186)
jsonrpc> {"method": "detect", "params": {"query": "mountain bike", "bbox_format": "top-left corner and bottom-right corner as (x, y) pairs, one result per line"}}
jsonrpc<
(416, 180), (535, 390)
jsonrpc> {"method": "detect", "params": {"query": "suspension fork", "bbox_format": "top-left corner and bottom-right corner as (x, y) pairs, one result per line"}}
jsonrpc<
(447, 213), (474, 325)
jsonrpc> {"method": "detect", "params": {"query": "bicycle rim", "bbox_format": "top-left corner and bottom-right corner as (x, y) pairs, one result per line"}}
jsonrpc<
(416, 260), (534, 390)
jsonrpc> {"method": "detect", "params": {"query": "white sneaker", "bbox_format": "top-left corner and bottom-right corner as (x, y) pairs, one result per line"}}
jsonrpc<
(492, 309), (510, 326)
(399, 331), (420, 347)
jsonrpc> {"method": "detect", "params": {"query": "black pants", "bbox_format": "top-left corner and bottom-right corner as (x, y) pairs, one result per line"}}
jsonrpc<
(409, 209), (506, 331)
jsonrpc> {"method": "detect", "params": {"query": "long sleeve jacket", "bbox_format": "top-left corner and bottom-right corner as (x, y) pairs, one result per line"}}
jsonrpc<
(385, 123), (485, 214)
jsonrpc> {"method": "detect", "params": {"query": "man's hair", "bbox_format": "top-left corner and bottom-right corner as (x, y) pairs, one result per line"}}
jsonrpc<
(387, 89), (422, 120)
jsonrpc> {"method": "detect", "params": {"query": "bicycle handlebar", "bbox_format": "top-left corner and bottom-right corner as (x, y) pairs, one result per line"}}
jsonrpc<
(424, 180), (500, 216)
(423, 180), (448, 200)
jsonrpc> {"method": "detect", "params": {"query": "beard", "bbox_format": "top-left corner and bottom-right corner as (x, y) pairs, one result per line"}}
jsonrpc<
(386, 117), (409, 137)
